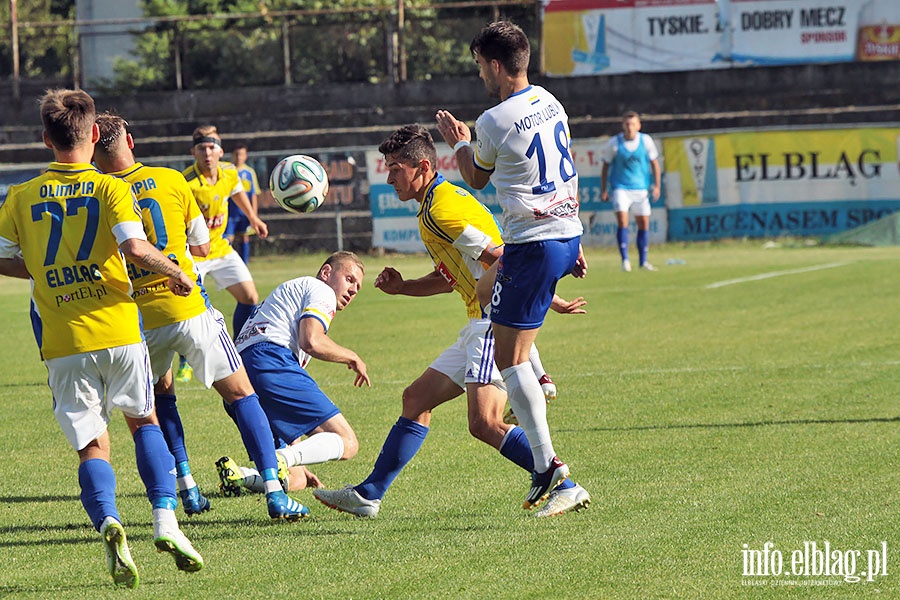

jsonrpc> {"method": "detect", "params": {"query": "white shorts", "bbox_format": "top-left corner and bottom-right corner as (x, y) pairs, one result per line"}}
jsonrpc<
(46, 342), (154, 451)
(196, 250), (253, 290)
(144, 306), (243, 387)
(429, 318), (504, 388)
(611, 188), (652, 217)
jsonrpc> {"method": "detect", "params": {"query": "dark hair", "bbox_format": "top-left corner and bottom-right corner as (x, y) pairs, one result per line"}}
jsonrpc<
(470, 21), (530, 76)
(232, 143), (248, 153)
(94, 111), (129, 154)
(378, 124), (437, 168)
(622, 110), (640, 120)
(40, 88), (96, 150)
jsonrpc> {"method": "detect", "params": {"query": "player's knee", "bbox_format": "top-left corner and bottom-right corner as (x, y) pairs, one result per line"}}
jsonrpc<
(400, 385), (430, 417)
(340, 431), (359, 460)
(467, 416), (493, 444)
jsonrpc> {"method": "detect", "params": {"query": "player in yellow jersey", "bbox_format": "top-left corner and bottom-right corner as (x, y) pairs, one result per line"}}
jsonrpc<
(0, 89), (202, 587)
(315, 125), (590, 518)
(182, 124), (267, 337)
(175, 125), (268, 383)
(93, 113), (311, 523)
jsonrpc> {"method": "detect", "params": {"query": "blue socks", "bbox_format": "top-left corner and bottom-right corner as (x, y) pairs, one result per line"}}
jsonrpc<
(230, 394), (278, 476)
(233, 302), (255, 339)
(79, 459), (120, 531)
(133, 424), (177, 510)
(617, 226), (629, 260)
(499, 426), (574, 490)
(637, 229), (649, 266)
(356, 417), (429, 501)
(155, 393), (188, 467)
(237, 240), (251, 264)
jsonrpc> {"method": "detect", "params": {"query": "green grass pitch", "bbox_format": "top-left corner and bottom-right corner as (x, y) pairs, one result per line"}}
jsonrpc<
(0, 242), (897, 598)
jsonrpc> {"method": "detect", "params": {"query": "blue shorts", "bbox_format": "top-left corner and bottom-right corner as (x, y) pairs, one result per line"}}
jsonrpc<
(490, 237), (581, 330)
(240, 342), (341, 444)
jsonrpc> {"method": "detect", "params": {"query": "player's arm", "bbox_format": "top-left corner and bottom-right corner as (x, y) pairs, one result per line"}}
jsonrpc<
(375, 266), (452, 297)
(649, 157), (662, 201)
(187, 214), (210, 258)
(600, 162), (610, 202)
(119, 234), (194, 297)
(297, 317), (370, 387)
(229, 189), (268, 239)
(435, 110), (492, 190)
(0, 256), (29, 279)
(0, 238), (29, 279)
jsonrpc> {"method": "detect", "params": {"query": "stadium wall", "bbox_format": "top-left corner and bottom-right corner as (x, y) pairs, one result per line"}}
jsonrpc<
(2, 60), (900, 251)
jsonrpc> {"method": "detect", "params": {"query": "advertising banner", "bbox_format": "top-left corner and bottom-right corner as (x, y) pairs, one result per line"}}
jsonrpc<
(662, 127), (900, 239)
(367, 138), (666, 252)
(543, 0), (726, 76)
(542, 0), (900, 76)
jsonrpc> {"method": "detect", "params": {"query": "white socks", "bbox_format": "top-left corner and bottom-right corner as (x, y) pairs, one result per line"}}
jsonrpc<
(277, 432), (345, 466)
(152, 507), (179, 538)
(529, 344), (546, 379)
(502, 362), (555, 472)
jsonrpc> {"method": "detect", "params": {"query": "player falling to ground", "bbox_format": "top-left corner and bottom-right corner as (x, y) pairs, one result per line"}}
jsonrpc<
(601, 110), (661, 272)
(436, 21), (588, 511)
(216, 252), (369, 497)
(176, 125), (268, 383)
(92, 112), (309, 523)
(314, 125), (590, 518)
(0, 89), (202, 587)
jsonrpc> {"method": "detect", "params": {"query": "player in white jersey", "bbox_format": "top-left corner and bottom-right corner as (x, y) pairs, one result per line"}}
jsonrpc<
(216, 252), (369, 497)
(436, 21), (588, 512)
(601, 110), (661, 272)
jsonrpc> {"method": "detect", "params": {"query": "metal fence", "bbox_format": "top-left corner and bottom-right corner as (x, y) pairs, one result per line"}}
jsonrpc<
(3, 1), (540, 99)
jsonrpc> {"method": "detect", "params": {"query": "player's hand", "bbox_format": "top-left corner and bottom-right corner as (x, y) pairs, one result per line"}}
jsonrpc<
(251, 218), (268, 239)
(167, 272), (195, 296)
(571, 245), (588, 278)
(348, 357), (371, 388)
(600, 190), (610, 202)
(550, 295), (587, 315)
(435, 110), (471, 148)
(651, 186), (661, 201)
(374, 267), (403, 294)
(291, 466), (323, 490)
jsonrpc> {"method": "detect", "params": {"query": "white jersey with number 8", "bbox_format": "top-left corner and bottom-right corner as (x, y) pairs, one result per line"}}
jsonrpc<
(474, 85), (583, 244)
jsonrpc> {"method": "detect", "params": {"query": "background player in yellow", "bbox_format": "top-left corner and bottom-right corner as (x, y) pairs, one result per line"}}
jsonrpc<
(314, 125), (590, 518)
(177, 124), (269, 382)
(0, 89), (202, 587)
(93, 113), (311, 523)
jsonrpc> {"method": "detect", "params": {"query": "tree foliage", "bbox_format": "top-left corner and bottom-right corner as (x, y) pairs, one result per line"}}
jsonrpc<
(0, 0), (75, 79)
(1, 1), (537, 92)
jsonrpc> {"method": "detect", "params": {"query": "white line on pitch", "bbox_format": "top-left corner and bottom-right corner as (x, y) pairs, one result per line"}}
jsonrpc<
(705, 261), (852, 289)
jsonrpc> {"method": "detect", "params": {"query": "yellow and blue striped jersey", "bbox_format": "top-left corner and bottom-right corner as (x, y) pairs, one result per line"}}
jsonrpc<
(419, 174), (503, 318)
(182, 161), (242, 260)
(0, 162), (144, 359)
(237, 164), (260, 196)
(114, 163), (210, 330)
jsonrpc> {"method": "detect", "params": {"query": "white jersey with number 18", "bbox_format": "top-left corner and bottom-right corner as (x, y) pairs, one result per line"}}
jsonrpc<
(473, 85), (583, 244)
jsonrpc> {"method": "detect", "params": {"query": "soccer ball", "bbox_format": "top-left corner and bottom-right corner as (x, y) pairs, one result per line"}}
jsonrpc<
(269, 154), (329, 214)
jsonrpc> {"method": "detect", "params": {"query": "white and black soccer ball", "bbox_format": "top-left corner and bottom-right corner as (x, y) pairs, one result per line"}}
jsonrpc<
(269, 154), (329, 214)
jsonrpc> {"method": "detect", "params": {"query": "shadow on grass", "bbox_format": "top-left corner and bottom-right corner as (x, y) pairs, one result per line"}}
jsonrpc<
(573, 415), (900, 433)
